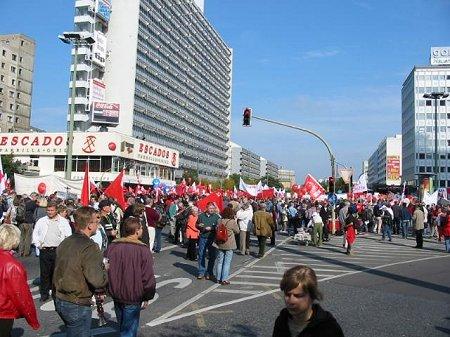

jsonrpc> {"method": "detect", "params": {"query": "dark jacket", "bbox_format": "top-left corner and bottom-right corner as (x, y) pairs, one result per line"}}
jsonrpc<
(273, 304), (344, 337)
(54, 232), (108, 306)
(24, 199), (37, 224)
(400, 206), (412, 221)
(105, 237), (156, 305)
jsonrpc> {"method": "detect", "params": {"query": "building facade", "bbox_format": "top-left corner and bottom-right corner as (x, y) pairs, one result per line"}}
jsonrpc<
(278, 168), (296, 189)
(68, 0), (232, 180)
(0, 34), (35, 132)
(368, 135), (402, 188)
(267, 160), (279, 179)
(361, 160), (368, 176)
(402, 51), (450, 188)
(0, 132), (178, 185)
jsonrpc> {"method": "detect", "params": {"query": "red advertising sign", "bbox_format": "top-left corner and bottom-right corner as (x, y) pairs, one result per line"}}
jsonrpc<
(386, 156), (401, 181)
(92, 102), (120, 125)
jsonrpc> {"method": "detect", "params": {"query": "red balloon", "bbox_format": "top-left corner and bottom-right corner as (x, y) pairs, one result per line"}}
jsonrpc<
(37, 182), (46, 195)
(108, 142), (116, 151)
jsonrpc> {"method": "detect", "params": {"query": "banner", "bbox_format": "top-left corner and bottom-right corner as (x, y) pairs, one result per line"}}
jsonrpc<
(14, 173), (83, 196)
(386, 155), (401, 183)
(95, 0), (111, 22)
(92, 102), (120, 125)
(239, 178), (262, 197)
(197, 193), (224, 212)
(339, 168), (353, 184)
(89, 79), (106, 106)
(353, 173), (368, 194)
(303, 174), (326, 200)
(92, 31), (107, 67)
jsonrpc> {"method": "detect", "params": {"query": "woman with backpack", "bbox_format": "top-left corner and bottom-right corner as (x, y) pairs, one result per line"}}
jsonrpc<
(214, 205), (239, 285)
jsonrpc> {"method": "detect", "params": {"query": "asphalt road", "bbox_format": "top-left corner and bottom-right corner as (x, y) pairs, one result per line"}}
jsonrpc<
(12, 230), (450, 337)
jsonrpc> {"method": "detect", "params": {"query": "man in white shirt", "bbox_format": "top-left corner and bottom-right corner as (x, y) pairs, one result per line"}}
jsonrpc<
(32, 201), (72, 302)
(236, 199), (254, 255)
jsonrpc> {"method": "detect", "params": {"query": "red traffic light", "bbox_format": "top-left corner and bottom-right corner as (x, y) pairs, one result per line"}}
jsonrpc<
(243, 107), (252, 127)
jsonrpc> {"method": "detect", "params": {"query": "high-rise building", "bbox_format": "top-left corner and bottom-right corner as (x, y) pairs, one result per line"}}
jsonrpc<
(266, 160), (279, 179)
(368, 135), (402, 188)
(361, 160), (368, 176)
(0, 34), (35, 132)
(68, 0), (233, 180)
(401, 47), (450, 188)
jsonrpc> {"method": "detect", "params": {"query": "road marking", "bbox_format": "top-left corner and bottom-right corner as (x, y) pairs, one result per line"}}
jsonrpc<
(145, 254), (450, 327)
(161, 245), (178, 251)
(146, 237), (291, 327)
(231, 281), (280, 287)
(213, 289), (263, 295)
(242, 270), (284, 275)
(192, 304), (206, 328)
(43, 327), (117, 337)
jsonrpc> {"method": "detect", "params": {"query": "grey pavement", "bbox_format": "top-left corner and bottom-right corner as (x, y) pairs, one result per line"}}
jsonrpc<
(12, 231), (450, 337)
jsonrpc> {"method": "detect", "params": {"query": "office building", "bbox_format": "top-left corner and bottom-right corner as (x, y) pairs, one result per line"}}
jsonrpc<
(267, 160), (279, 179)
(367, 135), (402, 188)
(68, 0), (233, 180)
(361, 160), (368, 176)
(0, 34), (35, 132)
(401, 47), (450, 188)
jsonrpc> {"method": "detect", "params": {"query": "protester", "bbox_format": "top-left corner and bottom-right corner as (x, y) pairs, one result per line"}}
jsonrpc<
(99, 199), (119, 244)
(185, 206), (199, 261)
(32, 201), (72, 302)
(19, 193), (38, 257)
(310, 211), (324, 247)
(381, 205), (393, 242)
(0, 224), (40, 335)
(273, 265), (344, 337)
(105, 217), (156, 337)
(236, 200), (253, 255)
(196, 202), (220, 280)
(214, 206), (239, 285)
(344, 207), (358, 255)
(253, 202), (275, 258)
(53, 206), (108, 337)
(442, 209), (450, 253)
(34, 197), (48, 223)
(400, 202), (412, 239)
(144, 198), (161, 251)
(412, 204), (425, 249)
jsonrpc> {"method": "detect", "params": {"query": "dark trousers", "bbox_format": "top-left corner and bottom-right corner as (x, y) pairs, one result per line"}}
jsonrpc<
(270, 228), (276, 246)
(0, 319), (13, 337)
(257, 236), (267, 256)
(415, 229), (424, 248)
(39, 248), (57, 297)
(186, 238), (198, 260)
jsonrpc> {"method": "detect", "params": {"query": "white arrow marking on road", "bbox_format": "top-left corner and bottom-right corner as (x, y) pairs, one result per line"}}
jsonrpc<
(156, 277), (192, 289)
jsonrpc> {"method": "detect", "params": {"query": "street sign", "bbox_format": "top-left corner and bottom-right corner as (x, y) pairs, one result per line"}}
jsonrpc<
(328, 192), (337, 205)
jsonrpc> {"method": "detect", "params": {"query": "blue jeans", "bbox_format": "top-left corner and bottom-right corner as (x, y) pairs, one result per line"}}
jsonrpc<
(382, 224), (392, 241)
(54, 298), (92, 337)
(401, 220), (410, 238)
(444, 237), (450, 253)
(215, 249), (233, 282)
(197, 236), (216, 277)
(114, 302), (141, 337)
(154, 227), (162, 252)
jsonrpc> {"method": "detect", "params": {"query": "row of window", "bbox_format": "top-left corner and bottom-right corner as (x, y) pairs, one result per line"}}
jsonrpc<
(1, 50), (23, 63)
(0, 100), (20, 111)
(0, 87), (21, 99)
(0, 63), (23, 75)
(0, 113), (20, 123)
(416, 74), (450, 81)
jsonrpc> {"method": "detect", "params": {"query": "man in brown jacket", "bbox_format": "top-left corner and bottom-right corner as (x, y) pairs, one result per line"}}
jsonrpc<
(253, 202), (275, 258)
(53, 206), (108, 337)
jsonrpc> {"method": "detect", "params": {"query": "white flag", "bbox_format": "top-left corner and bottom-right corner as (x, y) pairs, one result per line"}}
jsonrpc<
(353, 173), (368, 194)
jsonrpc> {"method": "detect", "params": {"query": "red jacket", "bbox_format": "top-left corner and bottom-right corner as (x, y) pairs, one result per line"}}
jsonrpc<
(443, 217), (450, 237)
(0, 250), (40, 329)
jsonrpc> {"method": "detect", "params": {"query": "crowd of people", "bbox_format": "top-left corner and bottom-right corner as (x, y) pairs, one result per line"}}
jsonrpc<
(0, 188), (449, 337)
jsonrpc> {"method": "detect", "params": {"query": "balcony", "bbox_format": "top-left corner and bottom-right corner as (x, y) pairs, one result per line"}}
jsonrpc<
(69, 80), (90, 89)
(68, 96), (89, 105)
(75, 0), (95, 7)
(74, 15), (95, 25)
(71, 63), (91, 72)
(71, 46), (91, 56)
(67, 112), (90, 123)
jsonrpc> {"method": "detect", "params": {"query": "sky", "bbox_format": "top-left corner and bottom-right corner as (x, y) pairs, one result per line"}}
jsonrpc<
(1, 0), (449, 182)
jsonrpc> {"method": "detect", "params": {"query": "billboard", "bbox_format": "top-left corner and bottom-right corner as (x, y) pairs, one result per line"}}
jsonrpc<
(386, 155), (401, 184)
(430, 47), (450, 66)
(95, 0), (111, 22)
(92, 31), (107, 68)
(89, 79), (106, 105)
(92, 102), (120, 125)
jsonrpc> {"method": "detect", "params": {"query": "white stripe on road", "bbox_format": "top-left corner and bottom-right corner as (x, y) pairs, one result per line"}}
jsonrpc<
(43, 327), (117, 337)
(145, 254), (450, 327)
(230, 281), (280, 287)
(146, 237), (291, 327)
(213, 288), (263, 295)
(161, 244), (178, 251)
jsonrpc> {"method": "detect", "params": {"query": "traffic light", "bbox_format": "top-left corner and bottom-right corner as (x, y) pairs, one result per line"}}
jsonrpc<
(243, 107), (252, 127)
(328, 176), (335, 193)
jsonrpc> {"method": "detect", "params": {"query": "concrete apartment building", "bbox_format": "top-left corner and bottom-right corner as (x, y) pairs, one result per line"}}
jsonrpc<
(278, 168), (296, 189)
(0, 34), (35, 132)
(68, 0), (232, 180)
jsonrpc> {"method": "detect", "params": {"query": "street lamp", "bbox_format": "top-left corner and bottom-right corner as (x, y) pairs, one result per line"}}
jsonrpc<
(58, 32), (95, 180)
(423, 92), (449, 190)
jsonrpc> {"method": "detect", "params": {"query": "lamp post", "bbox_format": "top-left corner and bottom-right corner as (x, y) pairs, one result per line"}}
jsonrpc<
(423, 92), (449, 191)
(59, 32), (95, 180)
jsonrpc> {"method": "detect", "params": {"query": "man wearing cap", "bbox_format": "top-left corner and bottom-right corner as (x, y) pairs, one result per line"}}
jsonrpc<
(99, 199), (118, 243)
(252, 202), (275, 258)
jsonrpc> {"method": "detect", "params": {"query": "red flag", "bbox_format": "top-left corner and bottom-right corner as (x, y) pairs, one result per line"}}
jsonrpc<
(104, 171), (127, 210)
(80, 164), (90, 206)
(303, 174), (326, 200)
(257, 188), (275, 200)
(176, 179), (187, 196)
(197, 193), (224, 213)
